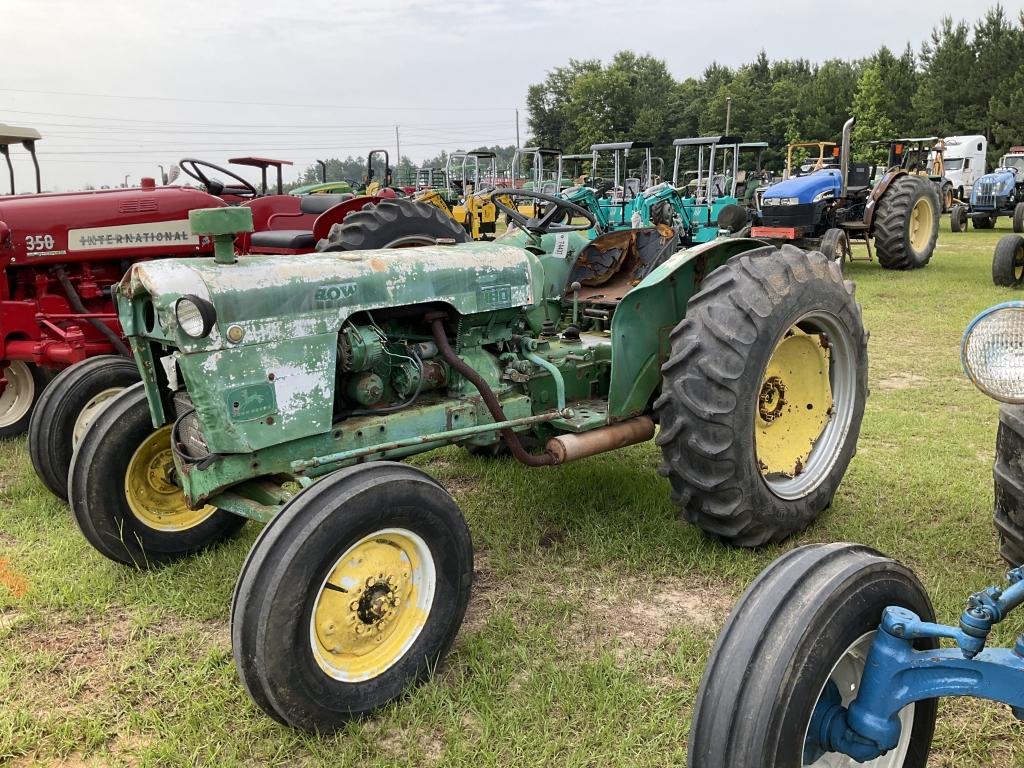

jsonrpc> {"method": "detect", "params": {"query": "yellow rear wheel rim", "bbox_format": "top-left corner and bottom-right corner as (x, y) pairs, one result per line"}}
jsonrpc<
(124, 425), (216, 531)
(310, 528), (435, 683)
(909, 196), (934, 252)
(755, 327), (833, 478)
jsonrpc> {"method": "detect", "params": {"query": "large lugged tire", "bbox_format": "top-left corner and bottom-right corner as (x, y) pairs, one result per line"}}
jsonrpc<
(994, 404), (1024, 566)
(317, 198), (471, 251)
(874, 175), (939, 269)
(28, 355), (141, 499)
(940, 182), (953, 213)
(689, 543), (937, 768)
(655, 245), (868, 546)
(68, 385), (245, 568)
(232, 462), (472, 731)
(0, 360), (49, 440)
(992, 235), (1024, 287)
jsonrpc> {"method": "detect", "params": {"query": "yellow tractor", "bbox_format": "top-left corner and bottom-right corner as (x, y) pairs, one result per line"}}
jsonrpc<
(414, 150), (500, 240)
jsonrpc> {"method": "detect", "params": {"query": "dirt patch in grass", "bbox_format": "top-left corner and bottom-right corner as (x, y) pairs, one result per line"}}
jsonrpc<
(876, 373), (928, 391)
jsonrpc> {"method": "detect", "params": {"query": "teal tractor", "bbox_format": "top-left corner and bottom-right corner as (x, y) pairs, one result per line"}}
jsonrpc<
(50, 194), (867, 731)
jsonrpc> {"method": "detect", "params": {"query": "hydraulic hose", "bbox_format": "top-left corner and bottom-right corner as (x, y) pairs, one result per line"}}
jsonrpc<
(54, 267), (131, 357)
(429, 314), (558, 467)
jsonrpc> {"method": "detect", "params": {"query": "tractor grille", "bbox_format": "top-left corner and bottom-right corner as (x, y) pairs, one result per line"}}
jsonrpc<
(172, 391), (210, 460)
(975, 181), (999, 210)
(760, 202), (820, 231)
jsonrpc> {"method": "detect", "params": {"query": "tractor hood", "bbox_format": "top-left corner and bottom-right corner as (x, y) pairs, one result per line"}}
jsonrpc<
(761, 170), (841, 205)
(117, 241), (541, 349)
(971, 168), (1018, 203)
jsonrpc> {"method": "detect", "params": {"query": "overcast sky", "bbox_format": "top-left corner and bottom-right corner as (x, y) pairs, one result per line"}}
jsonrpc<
(4, 0), (1022, 191)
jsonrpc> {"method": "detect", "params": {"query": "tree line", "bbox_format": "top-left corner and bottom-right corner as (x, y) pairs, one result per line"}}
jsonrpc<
(526, 4), (1024, 172)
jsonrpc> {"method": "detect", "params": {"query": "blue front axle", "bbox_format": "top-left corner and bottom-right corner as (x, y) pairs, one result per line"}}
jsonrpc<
(807, 566), (1024, 762)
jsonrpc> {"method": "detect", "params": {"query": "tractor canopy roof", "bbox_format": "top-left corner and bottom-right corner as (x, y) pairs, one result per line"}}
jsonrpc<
(591, 141), (653, 151)
(761, 169), (841, 203)
(0, 124), (41, 147)
(672, 135), (743, 147)
(518, 146), (561, 155)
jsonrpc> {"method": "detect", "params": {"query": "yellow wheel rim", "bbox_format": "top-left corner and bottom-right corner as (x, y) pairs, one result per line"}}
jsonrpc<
(124, 425), (216, 531)
(755, 327), (832, 478)
(909, 196), (934, 252)
(310, 528), (435, 683)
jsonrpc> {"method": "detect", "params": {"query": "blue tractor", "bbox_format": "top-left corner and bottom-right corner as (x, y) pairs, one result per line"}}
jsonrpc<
(950, 146), (1024, 233)
(753, 117), (940, 270)
(688, 298), (1024, 767)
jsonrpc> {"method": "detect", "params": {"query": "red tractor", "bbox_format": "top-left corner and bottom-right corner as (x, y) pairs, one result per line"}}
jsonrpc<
(0, 151), (407, 442)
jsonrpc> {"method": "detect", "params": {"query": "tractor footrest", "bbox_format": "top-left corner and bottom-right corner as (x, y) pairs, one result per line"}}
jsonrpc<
(550, 400), (609, 433)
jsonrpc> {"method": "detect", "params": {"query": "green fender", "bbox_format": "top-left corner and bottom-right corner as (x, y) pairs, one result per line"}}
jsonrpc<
(607, 237), (771, 420)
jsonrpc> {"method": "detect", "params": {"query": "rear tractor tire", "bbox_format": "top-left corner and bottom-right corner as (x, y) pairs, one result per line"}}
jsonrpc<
(68, 384), (245, 568)
(317, 198), (471, 251)
(992, 235), (1024, 287)
(28, 355), (141, 499)
(873, 175), (939, 270)
(1014, 202), (1024, 234)
(688, 543), (937, 767)
(232, 462), (473, 731)
(994, 404), (1024, 566)
(655, 245), (868, 546)
(0, 360), (49, 440)
(950, 204), (967, 233)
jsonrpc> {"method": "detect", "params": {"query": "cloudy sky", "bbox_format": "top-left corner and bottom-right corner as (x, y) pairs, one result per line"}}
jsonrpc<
(4, 0), (1021, 191)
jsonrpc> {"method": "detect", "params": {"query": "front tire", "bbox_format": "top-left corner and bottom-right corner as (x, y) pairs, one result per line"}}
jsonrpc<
(68, 384), (245, 567)
(688, 543), (937, 767)
(873, 175), (939, 270)
(1014, 203), (1024, 233)
(819, 228), (849, 269)
(232, 462), (472, 731)
(655, 245), (868, 546)
(0, 360), (48, 439)
(950, 204), (966, 233)
(994, 404), (1024, 566)
(992, 235), (1024, 287)
(28, 355), (141, 499)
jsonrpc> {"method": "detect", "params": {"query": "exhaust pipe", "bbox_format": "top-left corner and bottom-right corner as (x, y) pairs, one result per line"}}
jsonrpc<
(545, 416), (655, 464)
(840, 116), (855, 199)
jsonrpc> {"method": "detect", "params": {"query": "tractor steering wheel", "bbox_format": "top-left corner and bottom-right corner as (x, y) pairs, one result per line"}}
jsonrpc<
(490, 188), (596, 234)
(178, 159), (259, 199)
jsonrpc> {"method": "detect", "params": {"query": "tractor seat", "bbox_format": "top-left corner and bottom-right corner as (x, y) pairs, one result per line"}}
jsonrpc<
(249, 230), (316, 249)
(299, 193), (353, 214)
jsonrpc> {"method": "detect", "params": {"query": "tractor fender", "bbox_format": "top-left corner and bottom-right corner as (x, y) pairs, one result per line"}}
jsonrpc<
(606, 236), (771, 420)
(864, 168), (907, 229)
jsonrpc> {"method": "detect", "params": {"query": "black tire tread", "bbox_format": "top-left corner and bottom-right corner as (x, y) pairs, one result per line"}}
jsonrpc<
(993, 235), (1024, 287)
(873, 175), (939, 270)
(995, 404), (1024, 566)
(317, 198), (470, 251)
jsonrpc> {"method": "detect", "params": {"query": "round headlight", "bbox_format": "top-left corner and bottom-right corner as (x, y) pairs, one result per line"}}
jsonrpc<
(174, 295), (216, 339)
(962, 302), (1024, 402)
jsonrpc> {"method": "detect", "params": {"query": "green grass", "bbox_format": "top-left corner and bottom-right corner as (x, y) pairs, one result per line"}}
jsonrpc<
(3, 219), (1024, 766)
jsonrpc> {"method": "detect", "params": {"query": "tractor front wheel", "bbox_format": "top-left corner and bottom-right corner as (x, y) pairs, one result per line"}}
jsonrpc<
(992, 235), (1024, 287)
(28, 355), (141, 499)
(655, 245), (868, 546)
(688, 543), (937, 767)
(994, 404), (1024, 566)
(950, 204), (967, 233)
(231, 462), (472, 731)
(68, 384), (244, 567)
(1014, 203), (1024, 233)
(0, 360), (48, 440)
(873, 175), (939, 269)
(819, 228), (850, 269)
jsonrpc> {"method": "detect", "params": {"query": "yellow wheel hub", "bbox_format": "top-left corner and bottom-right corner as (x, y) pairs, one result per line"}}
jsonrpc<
(756, 328), (832, 477)
(311, 528), (434, 683)
(909, 196), (933, 252)
(124, 425), (216, 531)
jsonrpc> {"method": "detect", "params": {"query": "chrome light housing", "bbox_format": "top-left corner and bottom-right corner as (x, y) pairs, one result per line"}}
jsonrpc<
(962, 302), (1024, 402)
(763, 196), (799, 207)
(174, 294), (216, 339)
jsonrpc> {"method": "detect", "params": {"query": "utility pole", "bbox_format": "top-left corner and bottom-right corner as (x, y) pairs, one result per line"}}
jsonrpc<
(723, 97), (733, 175)
(515, 108), (520, 148)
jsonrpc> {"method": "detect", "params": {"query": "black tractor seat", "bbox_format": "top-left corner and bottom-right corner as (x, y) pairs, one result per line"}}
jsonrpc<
(249, 194), (354, 250)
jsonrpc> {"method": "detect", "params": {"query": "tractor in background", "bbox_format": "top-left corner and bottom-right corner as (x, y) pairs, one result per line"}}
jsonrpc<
(1, 124), (42, 195)
(753, 117), (940, 270)
(289, 160), (355, 197)
(414, 150), (501, 240)
(783, 140), (839, 178)
(950, 146), (1024, 233)
(57, 191), (866, 731)
(869, 136), (955, 211)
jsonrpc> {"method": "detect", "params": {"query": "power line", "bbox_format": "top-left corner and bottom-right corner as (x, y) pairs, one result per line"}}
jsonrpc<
(0, 87), (515, 112)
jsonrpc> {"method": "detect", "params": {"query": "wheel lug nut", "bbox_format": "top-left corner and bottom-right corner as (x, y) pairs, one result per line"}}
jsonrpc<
(349, 601), (359, 612)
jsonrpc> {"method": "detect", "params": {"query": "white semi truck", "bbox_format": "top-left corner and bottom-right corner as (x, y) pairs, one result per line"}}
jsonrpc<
(936, 135), (987, 200)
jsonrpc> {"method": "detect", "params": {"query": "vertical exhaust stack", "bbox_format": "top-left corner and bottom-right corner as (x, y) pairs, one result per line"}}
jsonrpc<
(840, 116), (855, 199)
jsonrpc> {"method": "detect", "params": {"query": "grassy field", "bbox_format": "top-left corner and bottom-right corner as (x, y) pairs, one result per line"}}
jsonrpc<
(2, 218), (1024, 767)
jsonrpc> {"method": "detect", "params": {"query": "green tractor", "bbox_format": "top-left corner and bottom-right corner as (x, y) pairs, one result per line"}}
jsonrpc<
(47, 193), (867, 731)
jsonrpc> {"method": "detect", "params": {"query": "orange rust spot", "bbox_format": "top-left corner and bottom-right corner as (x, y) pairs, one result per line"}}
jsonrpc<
(0, 557), (28, 599)
(369, 258), (387, 272)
